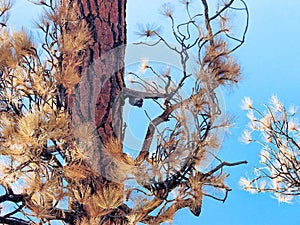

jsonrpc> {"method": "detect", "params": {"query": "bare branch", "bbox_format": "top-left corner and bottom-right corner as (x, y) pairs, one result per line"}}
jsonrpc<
(0, 217), (31, 225)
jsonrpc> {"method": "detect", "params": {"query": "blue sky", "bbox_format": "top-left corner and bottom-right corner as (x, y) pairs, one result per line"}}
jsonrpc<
(7, 0), (300, 225)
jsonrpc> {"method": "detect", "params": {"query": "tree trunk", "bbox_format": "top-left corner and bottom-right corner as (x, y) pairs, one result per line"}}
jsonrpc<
(69, 0), (128, 224)
(72, 0), (126, 143)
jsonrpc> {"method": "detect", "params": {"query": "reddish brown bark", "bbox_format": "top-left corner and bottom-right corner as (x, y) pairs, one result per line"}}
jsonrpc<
(73, 0), (126, 142)
(68, 0), (127, 172)
(69, 0), (128, 224)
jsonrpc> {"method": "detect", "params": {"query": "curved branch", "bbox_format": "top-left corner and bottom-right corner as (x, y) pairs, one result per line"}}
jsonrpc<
(209, 0), (235, 21)
(0, 217), (31, 225)
(202, 160), (248, 178)
(142, 199), (194, 224)
(227, 0), (249, 53)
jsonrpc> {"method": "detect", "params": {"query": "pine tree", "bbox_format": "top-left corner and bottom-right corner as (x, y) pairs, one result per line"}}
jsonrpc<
(0, 0), (248, 224)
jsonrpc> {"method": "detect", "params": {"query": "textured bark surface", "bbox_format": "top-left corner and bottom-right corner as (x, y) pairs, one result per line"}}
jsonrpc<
(68, 0), (126, 172)
(73, 0), (126, 143)
(70, 1), (128, 224)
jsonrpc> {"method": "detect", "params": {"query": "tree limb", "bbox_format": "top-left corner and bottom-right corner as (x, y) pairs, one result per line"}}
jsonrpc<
(0, 217), (31, 225)
(203, 160), (248, 178)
